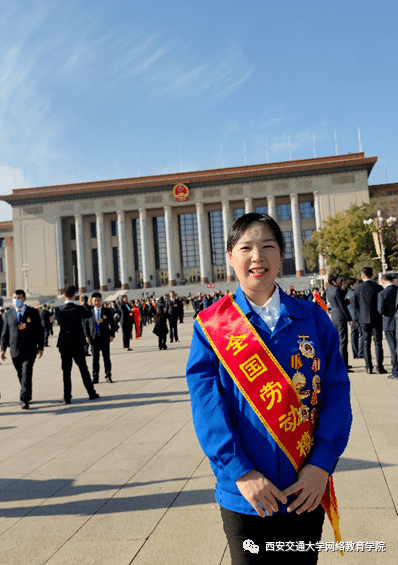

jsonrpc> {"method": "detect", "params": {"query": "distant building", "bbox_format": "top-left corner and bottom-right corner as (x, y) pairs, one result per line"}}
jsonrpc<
(0, 152), (377, 296)
(369, 182), (398, 200)
(0, 221), (14, 297)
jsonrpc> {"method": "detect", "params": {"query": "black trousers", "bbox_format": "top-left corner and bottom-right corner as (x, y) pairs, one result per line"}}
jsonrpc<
(158, 332), (167, 349)
(169, 319), (178, 342)
(91, 335), (112, 381)
(12, 353), (37, 403)
(59, 347), (96, 400)
(221, 506), (325, 565)
(350, 323), (363, 359)
(332, 320), (348, 368)
(43, 327), (50, 346)
(385, 329), (398, 376)
(122, 324), (132, 349)
(359, 323), (383, 372)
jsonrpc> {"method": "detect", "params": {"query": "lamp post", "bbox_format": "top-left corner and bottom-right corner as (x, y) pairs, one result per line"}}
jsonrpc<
(364, 211), (397, 274)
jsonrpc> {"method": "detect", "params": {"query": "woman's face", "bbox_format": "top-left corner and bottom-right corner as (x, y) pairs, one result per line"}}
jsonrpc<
(228, 221), (283, 299)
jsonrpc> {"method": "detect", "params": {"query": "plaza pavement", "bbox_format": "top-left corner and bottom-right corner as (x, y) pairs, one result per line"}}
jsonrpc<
(0, 306), (397, 564)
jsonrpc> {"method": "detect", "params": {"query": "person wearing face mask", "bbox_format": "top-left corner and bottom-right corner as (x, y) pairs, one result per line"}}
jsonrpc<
(1, 290), (44, 409)
(84, 292), (115, 383)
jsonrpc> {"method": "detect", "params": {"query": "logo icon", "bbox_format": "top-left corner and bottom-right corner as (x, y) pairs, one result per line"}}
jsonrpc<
(243, 539), (259, 554)
(173, 184), (189, 202)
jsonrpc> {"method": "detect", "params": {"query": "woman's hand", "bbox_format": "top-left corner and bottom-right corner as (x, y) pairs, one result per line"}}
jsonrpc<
(235, 469), (287, 517)
(283, 464), (329, 514)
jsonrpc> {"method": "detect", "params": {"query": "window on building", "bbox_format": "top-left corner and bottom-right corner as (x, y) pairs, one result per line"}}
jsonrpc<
(300, 202), (314, 219)
(0, 257), (5, 272)
(90, 222), (97, 238)
(283, 231), (294, 259)
(112, 247), (121, 288)
(153, 216), (168, 270)
(0, 238), (5, 248)
(233, 208), (245, 221)
(111, 220), (118, 237)
(209, 211), (225, 265)
(132, 219), (142, 272)
(179, 213), (200, 268)
(278, 204), (291, 221)
(302, 229), (315, 241)
(282, 231), (295, 275)
(92, 248), (99, 289)
(70, 224), (76, 240)
(71, 250), (78, 288)
(1, 282), (6, 296)
(255, 206), (268, 215)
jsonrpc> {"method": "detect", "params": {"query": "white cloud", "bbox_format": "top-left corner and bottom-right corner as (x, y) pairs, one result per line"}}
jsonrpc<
(160, 52), (253, 100)
(0, 1), (254, 189)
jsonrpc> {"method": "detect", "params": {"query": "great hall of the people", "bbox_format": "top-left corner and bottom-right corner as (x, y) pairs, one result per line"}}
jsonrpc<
(0, 151), (395, 298)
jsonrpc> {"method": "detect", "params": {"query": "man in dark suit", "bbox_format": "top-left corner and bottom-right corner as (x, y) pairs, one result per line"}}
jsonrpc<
(166, 291), (180, 343)
(326, 274), (354, 371)
(80, 295), (92, 356)
(55, 285), (100, 404)
(1, 289), (44, 409)
(377, 273), (398, 379)
(119, 295), (134, 351)
(346, 278), (363, 360)
(353, 266), (385, 374)
(85, 292), (115, 383)
(39, 304), (54, 347)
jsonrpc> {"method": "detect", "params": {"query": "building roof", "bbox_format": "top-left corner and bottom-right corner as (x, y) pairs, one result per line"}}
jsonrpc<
(0, 221), (13, 232)
(369, 182), (398, 198)
(0, 152), (377, 207)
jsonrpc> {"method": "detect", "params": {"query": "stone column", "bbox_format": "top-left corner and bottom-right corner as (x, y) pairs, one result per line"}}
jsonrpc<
(267, 195), (276, 219)
(313, 191), (326, 274)
(164, 206), (176, 286)
(196, 202), (208, 283)
(290, 193), (305, 277)
(222, 200), (235, 282)
(96, 213), (107, 291)
(75, 214), (86, 292)
(244, 197), (253, 214)
(117, 210), (128, 290)
(5, 236), (15, 298)
(54, 217), (65, 294)
(139, 207), (151, 288)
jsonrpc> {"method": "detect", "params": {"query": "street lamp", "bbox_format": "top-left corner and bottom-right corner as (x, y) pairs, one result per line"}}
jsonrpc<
(364, 211), (397, 274)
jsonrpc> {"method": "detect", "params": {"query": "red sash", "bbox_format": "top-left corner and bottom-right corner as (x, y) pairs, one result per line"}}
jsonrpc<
(197, 293), (342, 549)
(133, 307), (141, 339)
(314, 292), (328, 312)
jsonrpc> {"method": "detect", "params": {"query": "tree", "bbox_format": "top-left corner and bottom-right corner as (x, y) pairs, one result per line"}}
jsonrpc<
(303, 198), (398, 279)
(366, 198), (398, 272)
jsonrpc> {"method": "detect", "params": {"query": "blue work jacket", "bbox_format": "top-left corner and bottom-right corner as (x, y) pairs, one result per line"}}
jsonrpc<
(186, 285), (352, 516)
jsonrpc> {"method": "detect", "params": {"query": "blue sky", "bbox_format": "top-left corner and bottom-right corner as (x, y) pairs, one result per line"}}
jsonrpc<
(0, 0), (397, 221)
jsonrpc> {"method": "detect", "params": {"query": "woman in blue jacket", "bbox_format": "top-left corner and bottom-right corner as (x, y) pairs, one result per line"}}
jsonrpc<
(186, 213), (352, 564)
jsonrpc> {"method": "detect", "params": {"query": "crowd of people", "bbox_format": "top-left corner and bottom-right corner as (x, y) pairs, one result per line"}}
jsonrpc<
(1, 266), (396, 413)
(325, 268), (398, 379)
(0, 285), (243, 409)
(0, 287), (196, 409)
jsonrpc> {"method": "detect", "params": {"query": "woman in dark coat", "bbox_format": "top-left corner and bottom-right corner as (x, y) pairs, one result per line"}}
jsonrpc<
(153, 305), (168, 350)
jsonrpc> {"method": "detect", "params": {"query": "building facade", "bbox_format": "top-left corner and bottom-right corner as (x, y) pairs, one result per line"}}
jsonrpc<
(0, 221), (15, 297)
(0, 153), (376, 296)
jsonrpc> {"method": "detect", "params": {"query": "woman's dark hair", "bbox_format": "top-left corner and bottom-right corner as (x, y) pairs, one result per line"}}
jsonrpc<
(226, 212), (285, 254)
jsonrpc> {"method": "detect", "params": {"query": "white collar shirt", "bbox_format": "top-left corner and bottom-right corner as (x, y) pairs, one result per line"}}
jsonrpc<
(15, 304), (27, 320)
(247, 285), (281, 332)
